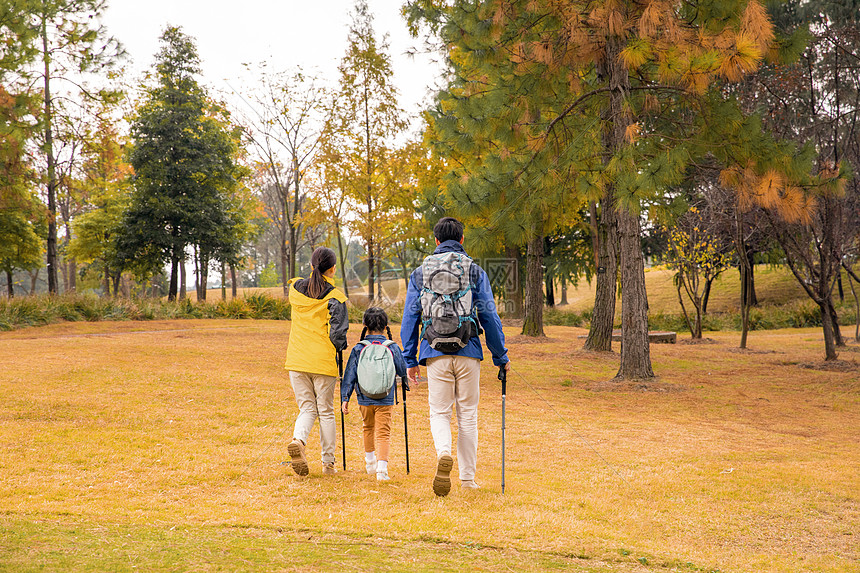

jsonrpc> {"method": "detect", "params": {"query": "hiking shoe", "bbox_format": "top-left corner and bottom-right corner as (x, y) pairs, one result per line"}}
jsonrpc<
(322, 462), (337, 476)
(432, 454), (454, 497)
(460, 479), (480, 490)
(287, 439), (308, 476)
(366, 460), (378, 474)
(376, 470), (390, 481)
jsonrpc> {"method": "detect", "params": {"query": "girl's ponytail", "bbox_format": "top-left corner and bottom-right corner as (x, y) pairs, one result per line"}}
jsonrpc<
(307, 247), (337, 299)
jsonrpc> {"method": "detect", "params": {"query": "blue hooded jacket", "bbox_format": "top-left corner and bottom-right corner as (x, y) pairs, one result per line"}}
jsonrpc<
(341, 334), (408, 406)
(401, 240), (509, 368)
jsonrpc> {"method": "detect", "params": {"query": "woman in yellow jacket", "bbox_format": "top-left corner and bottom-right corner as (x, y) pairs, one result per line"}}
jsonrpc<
(285, 247), (348, 476)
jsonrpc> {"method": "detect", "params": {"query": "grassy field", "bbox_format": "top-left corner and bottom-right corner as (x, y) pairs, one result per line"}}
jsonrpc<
(557, 266), (811, 314)
(1, 320), (858, 571)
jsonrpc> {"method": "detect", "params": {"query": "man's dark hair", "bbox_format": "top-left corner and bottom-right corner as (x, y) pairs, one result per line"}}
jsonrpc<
(433, 217), (464, 243)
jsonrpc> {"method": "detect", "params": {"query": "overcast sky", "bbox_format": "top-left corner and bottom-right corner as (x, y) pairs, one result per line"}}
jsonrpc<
(99, 0), (441, 286)
(101, 0), (443, 119)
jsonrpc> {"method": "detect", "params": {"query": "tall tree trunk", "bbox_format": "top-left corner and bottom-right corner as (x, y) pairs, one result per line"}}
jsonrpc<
(6, 270), (13, 297)
(736, 218), (752, 349)
(605, 31), (652, 378)
(169, 246), (179, 302)
(335, 222), (350, 298)
(291, 155), (301, 283)
(193, 247), (200, 300)
(743, 255), (759, 307)
(288, 224), (297, 282)
(221, 260), (227, 301)
(104, 266), (111, 298)
(827, 295), (844, 347)
(179, 256), (187, 300)
(112, 273), (121, 297)
(230, 263), (238, 298)
(41, 15), (58, 294)
(820, 300), (838, 360)
(522, 235), (545, 337)
(588, 201), (600, 268)
(367, 237), (375, 302)
(544, 237), (554, 307)
(199, 255), (208, 302)
(559, 274), (568, 305)
(376, 257), (383, 301)
(584, 193), (618, 351)
(505, 244), (524, 319)
(280, 225), (288, 295)
(702, 277), (714, 315)
(616, 206), (654, 378)
(364, 78), (374, 303)
(545, 272), (555, 307)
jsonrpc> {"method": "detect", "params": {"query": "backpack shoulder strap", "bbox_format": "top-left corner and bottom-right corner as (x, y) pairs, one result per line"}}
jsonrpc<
(381, 340), (396, 347)
(357, 340), (371, 348)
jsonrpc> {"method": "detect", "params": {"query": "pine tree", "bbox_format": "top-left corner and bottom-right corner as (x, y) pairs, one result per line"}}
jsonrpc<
(120, 27), (245, 301)
(408, 0), (781, 377)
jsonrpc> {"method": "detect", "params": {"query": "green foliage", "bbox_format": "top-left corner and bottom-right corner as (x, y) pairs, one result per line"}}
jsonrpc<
(0, 209), (42, 276)
(257, 263), (280, 288)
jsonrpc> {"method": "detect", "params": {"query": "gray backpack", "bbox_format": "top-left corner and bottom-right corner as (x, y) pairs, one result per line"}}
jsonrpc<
(419, 252), (477, 353)
(356, 339), (397, 399)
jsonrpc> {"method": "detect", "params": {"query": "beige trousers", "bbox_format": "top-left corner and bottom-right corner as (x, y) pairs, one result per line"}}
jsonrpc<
(426, 355), (481, 481)
(359, 404), (393, 461)
(289, 370), (337, 464)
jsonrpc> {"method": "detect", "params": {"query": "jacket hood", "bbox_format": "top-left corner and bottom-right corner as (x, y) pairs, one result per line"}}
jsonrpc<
(289, 275), (345, 309)
(434, 240), (468, 255)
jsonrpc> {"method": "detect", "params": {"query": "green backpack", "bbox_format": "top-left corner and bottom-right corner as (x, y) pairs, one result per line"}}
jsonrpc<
(356, 339), (397, 400)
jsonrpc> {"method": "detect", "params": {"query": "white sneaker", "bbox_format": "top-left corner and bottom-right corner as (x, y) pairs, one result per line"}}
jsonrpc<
(460, 479), (480, 489)
(376, 470), (390, 481)
(366, 460), (378, 474)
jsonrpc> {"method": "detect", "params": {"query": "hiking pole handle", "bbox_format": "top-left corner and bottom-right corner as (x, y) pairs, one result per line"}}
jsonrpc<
(498, 365), (507, 395)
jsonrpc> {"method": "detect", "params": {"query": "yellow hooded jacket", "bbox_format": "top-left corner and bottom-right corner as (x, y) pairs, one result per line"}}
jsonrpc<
(284, 274), (349, 377)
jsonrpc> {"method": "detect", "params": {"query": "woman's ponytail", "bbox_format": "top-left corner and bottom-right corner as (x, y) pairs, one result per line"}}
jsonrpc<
(307, 247), (337, 299)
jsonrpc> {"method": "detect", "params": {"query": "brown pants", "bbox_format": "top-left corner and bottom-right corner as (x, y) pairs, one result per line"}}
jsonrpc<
(359, 404), (393, 461)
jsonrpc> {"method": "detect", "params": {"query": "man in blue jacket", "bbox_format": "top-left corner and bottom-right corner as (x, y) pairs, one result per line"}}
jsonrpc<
(402, 217), (510, 496)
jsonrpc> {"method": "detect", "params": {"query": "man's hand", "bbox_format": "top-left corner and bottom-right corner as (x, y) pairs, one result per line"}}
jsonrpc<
(504, 361), (511, 372)
(341, 401), (349, 415)
(407, 366), (420, 387)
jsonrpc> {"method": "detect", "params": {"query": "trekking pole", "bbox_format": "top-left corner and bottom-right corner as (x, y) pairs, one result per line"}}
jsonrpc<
(401, 375), (410, 474)
(338, 350), (346, 471)
(498, 364), (507, 494)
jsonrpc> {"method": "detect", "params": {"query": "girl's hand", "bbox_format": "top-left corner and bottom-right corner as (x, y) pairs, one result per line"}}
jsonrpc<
(341, 401), (349, 415)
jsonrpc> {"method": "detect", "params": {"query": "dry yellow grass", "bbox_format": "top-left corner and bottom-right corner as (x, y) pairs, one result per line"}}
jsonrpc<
(0, 320), (858, 571)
